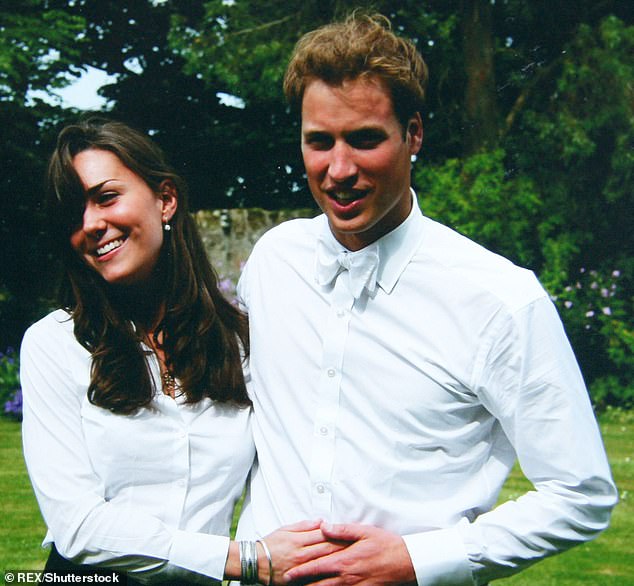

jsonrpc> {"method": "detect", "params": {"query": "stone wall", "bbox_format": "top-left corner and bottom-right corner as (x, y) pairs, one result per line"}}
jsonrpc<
(194, 207), (316, 298)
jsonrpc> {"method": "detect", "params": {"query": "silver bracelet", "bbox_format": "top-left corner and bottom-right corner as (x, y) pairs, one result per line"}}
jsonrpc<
(239, 540), (258, 584)
(257, 539), (273, 586)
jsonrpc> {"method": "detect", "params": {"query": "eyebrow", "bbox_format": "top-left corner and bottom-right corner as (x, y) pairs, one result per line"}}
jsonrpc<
(303, 126), (388, 139)
(85, 179), (115, 197)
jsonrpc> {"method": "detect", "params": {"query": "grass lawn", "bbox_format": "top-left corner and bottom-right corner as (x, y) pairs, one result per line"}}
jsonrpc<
(1, 409), (632, 583)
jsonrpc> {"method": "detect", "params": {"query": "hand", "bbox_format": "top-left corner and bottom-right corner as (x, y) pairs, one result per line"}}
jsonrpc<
(283, 522), (417, 586)
(262, 520), (347, 585)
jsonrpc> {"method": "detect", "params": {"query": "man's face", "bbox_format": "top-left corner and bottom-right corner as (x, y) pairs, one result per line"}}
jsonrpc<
(301, 77), (422, 251)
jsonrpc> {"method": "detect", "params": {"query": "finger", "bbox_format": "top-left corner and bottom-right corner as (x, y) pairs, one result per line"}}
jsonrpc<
(292, 577), (340, 586)
(291, 527), (332, 547)
(320, 521), (366, 542)
(279, 519), (323, 532)
(284, 552), (342, 582)
(296, 540), (347, 564)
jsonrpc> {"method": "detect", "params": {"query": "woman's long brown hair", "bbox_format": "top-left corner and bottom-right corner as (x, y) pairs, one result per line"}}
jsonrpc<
(46, 117), (249, 414)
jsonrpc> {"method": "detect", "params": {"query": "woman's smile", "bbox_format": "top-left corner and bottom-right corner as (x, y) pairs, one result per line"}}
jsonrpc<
(69, 148), (175, 286)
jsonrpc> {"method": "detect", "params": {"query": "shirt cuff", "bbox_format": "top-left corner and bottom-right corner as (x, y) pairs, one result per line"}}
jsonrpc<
(169, 529), (230, 580)
(403, 526), (475, 586)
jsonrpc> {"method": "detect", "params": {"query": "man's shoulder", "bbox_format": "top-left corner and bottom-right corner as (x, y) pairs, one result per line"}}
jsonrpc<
(419, 217), (546, 311)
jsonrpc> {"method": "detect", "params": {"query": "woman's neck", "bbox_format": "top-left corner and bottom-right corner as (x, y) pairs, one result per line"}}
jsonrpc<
(110, 277), (167, 334)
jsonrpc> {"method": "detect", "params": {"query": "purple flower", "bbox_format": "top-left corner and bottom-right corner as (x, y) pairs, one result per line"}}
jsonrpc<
(218, 277), (234, 293)
(4, 388), (22, 420)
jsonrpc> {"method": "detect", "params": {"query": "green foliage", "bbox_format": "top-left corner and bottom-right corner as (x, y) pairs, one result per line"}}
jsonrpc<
(0, 0), (85, 102)
(1, 1), (632, 406)
(415, 149), (542, 267)
(550, 267), (633, 409)
(512, 16), (633, 276)
(0, 0), (84, 348)
(169, 0), (382, 103)
(415, 14), (634, 406)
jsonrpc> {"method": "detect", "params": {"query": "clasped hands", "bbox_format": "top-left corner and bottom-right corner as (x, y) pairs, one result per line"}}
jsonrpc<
(263, 520), (417, 586)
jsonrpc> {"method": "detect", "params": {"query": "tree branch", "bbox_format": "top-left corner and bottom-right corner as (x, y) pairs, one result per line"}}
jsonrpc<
(227, 15), (296, 38)
(501, 56), (562, 138)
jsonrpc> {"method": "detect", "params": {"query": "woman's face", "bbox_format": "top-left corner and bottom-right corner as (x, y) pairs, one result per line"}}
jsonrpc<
(69, 148), (177, 287)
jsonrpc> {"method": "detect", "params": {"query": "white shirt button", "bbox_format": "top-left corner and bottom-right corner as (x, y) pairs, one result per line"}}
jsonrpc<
(319, 426), (328, 436)
(336, 309), (346, 317)
(316, 484), (326, 494)
(327, 368), (336, 377)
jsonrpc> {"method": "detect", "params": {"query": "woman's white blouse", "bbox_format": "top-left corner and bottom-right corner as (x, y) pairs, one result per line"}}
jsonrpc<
(20, 309), (254, 582)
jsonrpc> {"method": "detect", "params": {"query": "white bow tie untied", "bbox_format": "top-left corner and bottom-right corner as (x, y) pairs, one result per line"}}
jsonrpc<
(315, 239), (380, 299)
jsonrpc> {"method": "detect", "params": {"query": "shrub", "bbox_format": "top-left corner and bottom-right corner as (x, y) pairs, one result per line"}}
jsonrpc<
(0, 347), (22, 420)
(551, 267), (633, 409)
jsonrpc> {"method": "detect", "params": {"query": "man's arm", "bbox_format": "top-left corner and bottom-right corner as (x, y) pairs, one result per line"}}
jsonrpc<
(284, 297), (616, 586)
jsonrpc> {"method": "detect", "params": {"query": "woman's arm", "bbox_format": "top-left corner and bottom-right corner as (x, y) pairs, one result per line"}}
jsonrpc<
(224, 521), (346, 585)
(22, 313), (344, 583)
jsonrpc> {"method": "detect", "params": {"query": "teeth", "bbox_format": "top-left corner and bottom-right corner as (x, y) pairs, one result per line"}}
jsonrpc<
(96, 239), (124, 257)
(332, 192), (363, 202)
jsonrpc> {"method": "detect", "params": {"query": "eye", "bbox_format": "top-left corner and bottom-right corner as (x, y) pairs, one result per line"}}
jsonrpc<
(96, 191), (119, 205)
(304, 132), (334, 151)
(348, 131), (386, 150)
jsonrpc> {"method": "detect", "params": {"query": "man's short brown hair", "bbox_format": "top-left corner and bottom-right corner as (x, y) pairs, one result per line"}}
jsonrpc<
(283, 12), (428, 128)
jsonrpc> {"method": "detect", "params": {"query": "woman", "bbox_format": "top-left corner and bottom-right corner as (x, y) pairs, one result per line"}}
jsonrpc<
(20, 118), (333, 584)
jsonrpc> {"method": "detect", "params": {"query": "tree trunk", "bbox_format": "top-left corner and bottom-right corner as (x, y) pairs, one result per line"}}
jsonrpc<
(462, 0), (499, 153)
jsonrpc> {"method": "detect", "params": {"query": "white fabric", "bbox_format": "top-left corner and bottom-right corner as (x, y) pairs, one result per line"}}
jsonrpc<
(315, 236), (380, 299)
(236, 196), (617, 586)
(20, 309), (255, 582)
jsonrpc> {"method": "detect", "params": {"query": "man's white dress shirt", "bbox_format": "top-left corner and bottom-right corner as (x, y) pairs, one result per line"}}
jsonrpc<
(21, 309), (255, 582)
(236, 196), (617, 585)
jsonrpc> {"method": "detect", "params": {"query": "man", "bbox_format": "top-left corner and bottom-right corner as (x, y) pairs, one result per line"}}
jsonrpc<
(236, 13), (616, 585)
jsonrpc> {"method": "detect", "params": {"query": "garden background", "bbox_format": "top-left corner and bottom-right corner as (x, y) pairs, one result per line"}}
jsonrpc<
(1, 0), (632, 581)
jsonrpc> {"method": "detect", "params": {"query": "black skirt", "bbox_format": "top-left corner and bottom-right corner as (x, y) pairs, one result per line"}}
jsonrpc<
(45, 544), (206, 586)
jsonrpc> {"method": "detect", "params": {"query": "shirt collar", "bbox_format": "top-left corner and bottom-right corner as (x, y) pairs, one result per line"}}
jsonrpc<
(316, 189), (425, 295)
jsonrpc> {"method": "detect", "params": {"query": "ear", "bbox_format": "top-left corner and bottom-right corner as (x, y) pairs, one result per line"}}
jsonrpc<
(159, 179), (178, 222)
(406, 113), (423, 156)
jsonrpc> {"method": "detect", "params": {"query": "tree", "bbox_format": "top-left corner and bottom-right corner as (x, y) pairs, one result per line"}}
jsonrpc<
(461, 0), (499, 153)
(2, 1), (632, 401)
(0, 0), (86, 347)
(415, 13), (634, 403)
(171, 0), (632, 400)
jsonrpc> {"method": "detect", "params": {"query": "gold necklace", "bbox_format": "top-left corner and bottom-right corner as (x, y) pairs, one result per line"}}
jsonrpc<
(161, 369), (176, 398)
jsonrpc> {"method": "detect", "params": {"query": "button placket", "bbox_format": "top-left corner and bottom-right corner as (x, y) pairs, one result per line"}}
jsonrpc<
(309, 277), (354, 516)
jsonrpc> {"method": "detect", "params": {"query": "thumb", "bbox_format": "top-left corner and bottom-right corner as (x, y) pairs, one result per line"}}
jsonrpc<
(320, 521), (366, 542)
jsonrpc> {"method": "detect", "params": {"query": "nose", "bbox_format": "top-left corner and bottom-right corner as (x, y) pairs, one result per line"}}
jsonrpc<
(81, 202), (107, 238)
(327, 142), (358, 184)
